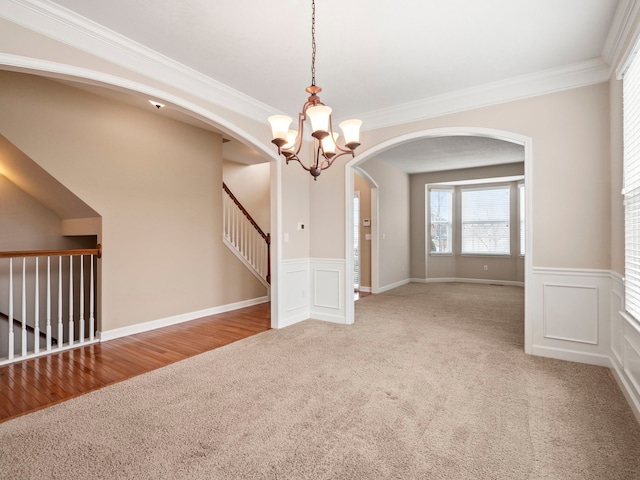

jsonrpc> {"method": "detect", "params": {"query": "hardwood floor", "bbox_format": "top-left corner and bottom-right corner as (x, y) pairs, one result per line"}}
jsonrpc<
(0, 302), (271, 423)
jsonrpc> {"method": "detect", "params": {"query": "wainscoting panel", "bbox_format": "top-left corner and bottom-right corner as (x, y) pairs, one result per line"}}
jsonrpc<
(542, 284), (598, 344)
(278, 259), (311, 328)
(611, 280), (624, 366)
(310, 259), (347, 324)
(608, 273), (640, 420)
(623, 314), (640, 407)
(531, 268), (611, 366)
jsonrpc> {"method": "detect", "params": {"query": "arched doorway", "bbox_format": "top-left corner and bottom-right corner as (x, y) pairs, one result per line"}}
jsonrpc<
(344, 127), (533, 354)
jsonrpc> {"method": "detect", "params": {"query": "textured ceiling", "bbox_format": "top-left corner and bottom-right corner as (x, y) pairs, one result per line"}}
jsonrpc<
(373, 136), (524, 174)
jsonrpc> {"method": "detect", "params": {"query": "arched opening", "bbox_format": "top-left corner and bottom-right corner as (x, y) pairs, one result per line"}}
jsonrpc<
(0, 65), (283, 339)
(345, 127), (533, 354)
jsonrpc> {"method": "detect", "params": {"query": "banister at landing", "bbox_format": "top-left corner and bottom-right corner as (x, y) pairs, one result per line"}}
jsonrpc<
(0, 244), (102, 259)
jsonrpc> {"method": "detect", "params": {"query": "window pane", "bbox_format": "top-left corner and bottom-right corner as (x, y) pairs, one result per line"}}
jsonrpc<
(430, 189), (452, 253)
(462, 187), (510, 255)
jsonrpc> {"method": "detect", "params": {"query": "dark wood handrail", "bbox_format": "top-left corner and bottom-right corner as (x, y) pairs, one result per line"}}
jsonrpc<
(0, 244), (102, 259)
(223, 183), (270, 284)
(223, 183), (270, 244)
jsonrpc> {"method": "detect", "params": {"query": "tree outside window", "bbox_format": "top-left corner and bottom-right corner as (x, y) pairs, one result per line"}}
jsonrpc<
(430, 189), (453, 254)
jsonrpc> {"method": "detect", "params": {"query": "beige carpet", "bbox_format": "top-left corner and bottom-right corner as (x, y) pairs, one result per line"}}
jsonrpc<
(2, 282), (640, 479)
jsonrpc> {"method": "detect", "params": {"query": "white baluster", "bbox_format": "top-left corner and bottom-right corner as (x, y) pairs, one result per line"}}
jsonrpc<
(46, 256), (52, 351)
(34, 257), (40, 354)
(8, 258), (14, 360)
(233, 206), (237, 247)
(223, 193), (228, 239)
(89, 255), (95, 341)
(79, 255), (84, 343)
(58, 256), (63, 348)
(21, 258), (26, 356)
(68, 256), (74, 346)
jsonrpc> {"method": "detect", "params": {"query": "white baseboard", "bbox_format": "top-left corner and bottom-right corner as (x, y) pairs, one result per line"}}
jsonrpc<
(275, 311), (309, 329)
(378, 278), (411, 293)
(98, 296), (270, 341)
(310, 312), (349, 324)
(610, 358), (640, 425)
(410, 277), (524, 287)
(358, 286), (372, 293)
(531, 345), (611, 367)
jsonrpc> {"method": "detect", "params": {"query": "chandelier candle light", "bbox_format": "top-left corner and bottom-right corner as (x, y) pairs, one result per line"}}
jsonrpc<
(268, 0), (362, 180)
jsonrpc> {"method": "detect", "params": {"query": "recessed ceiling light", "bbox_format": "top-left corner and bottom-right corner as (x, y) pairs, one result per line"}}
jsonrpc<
(149, 100), (165, 109)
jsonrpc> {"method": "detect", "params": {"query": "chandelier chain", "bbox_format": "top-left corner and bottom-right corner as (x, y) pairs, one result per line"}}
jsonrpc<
(311, 0), (316, 86)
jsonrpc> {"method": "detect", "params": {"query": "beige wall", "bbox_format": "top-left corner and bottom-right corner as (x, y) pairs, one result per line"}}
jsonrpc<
(360, 158), (410, 288)
(281, 152), (311, 260)
(0, 71), (267, 333)
(350, 83), (611, 272)
(354, 172), (372, 289)
(410, 163), (525, 281)
(0, 173), (95, 251)
(222, 159), (271, 234)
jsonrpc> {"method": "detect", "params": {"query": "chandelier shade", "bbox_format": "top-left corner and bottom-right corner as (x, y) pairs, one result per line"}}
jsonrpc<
(267, 0), (362, 180)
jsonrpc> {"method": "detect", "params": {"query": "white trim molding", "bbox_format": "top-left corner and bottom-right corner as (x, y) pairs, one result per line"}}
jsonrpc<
(0, 0), (274, 123)
(530, 267), (611, 365)
(98, 296), (269, 342)
(277, 258), (349, 327)
(356, 59), (610, 130)
(310, 259), (347, 324)
(378, 278), (411, 293)
(277, 259), (311, 329)
(411, 277), (524, 288)
(1, 0), (631, 132)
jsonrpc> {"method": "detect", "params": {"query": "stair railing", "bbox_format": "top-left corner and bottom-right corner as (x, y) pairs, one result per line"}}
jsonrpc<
(0, 245), (101, 365)
(222, 183), (270, 285)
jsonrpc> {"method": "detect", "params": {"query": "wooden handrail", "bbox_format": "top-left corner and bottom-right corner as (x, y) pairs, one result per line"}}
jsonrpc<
(223, 183), (270, 244)
(223, 183), (270, 284)
(0, 244), (102, 259)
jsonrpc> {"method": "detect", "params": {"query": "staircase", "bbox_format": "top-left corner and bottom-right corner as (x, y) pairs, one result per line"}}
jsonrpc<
(222, 183), (270, 289)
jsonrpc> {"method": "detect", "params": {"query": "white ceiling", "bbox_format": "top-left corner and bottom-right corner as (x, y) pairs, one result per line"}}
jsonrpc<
(41, 0), (621, 172)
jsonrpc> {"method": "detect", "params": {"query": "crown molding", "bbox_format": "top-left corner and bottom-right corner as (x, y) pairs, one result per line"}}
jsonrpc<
(1, 0), (276, 122)
(356, 58), (611, 131)
(0, 0), (623, 133)
(602, 0), (638, 67)
(611, 0), (640, 78)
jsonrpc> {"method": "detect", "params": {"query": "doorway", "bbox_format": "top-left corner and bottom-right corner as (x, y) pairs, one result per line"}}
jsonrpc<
(344, 127), (533, 354)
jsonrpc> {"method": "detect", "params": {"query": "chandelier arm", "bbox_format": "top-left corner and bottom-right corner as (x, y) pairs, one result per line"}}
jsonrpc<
(290, 111), (308, 157)
(319, 150), (355, 171)
(324, 114), (355, 155)
(285, 154), (312, 172)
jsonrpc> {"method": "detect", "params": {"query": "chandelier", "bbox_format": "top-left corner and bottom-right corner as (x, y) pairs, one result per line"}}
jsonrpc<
(268, 0), (362, 180)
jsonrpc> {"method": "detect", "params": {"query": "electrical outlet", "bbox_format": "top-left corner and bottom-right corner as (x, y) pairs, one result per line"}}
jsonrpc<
(297, 222), (304, 231)
(483, 265), (488, 271)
